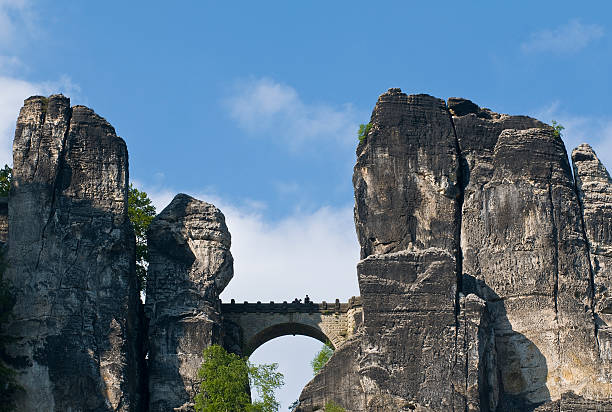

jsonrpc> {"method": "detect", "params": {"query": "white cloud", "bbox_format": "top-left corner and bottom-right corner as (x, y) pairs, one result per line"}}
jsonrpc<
(225, 78), (363, 149)
(140, 184), (360, 303)
(0, 0), (81, 167)
(521, 19), (604, 54)
(533, 102), (612, 171)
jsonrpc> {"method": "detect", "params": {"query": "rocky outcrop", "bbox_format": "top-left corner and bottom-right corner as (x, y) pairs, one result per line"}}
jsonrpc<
(300, 89), (469, 411)
(572, 143), (612, 381)
(298, 89), (612, 411)
(3, 95), (142, 411)
(145, 193), (233, 411)
(353, 91), (460, 258)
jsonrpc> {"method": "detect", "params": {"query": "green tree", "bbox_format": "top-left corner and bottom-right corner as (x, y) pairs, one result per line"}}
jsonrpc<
(551, 120), (564, 139)
(195, 344), (284, 412)
(0, 250), (23, 410)
(324, 401), (346, 412)
(0, 165), (12, 197)
(249, 361), (284, 412)
(128, 184), (156, 290)
(311, 341), (333, 375)
(357, 123), (371, 143)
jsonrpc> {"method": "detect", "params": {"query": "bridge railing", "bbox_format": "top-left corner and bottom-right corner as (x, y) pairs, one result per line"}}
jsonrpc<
(220, 296), (362, 314)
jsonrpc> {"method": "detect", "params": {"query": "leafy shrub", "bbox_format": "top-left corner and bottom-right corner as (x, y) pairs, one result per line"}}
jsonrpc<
(551, 120), (564, 139)
(357, 123), (372, 143)
(325, 400), (346, 411)
(311, 341), (333, 375)
(195, 344), (284, 412)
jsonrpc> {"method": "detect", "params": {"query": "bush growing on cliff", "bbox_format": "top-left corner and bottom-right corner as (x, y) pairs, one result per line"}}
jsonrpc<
(195, 344), (284, 412)
(551, 120), (564, 139)
(324, 401), (346, 411)
(357, 123), (371, 143)
(128, 184), (156, 290)
(311, 340), (333, 375)
(0, 165), (11, 197)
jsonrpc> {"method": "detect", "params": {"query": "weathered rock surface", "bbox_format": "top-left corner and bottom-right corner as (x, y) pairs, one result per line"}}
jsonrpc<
(461, 127), (605, 408)
(572, 143), (612, 382)
(298, 90), (612, 411)
(3, 95), (142, 411)
(353, 90), (461, 259)
(145, 193), (233, 411)
(300, 89), (470, 411)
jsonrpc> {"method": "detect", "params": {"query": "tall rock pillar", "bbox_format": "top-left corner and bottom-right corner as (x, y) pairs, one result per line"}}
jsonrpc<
(572, 144), (612, 384)
(145, 194), (233, 411)
(299, 89), (471, 411)
(4, 95), (142, 411)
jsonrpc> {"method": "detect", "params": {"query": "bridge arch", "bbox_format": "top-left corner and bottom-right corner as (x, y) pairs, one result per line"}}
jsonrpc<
(221, 297), (362, 356)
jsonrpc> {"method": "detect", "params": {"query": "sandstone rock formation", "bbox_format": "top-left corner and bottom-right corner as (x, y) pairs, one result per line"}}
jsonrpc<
(572, 143), (612, 382)
(3, 95), (143, 411)
(4, 90), (612, 412)
(297, 89), (612, 411)
(145, 193), (233, 411)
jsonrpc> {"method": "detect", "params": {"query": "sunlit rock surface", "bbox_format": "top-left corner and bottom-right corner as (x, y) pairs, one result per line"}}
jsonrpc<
(297, 89), (612, 412)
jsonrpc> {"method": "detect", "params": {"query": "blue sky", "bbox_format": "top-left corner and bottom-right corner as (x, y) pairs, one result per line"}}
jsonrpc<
(2, 1), (612, 409)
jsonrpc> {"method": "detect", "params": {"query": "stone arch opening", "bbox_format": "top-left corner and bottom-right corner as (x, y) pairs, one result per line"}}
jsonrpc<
(244, 322), (332, 356)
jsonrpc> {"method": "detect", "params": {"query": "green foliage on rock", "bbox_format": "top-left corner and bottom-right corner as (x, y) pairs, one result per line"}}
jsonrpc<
(551, 120), (564, 139)
(127, 183), (156, 290)
(357, 123), (372, 143)
(311, 341), (333, 375)
(0, 250), (23, 410)
(195, 344), (284, 412)
(0, 165), (12, 197)
(324, 400), (346, 411)
(249, 361), (284, 412)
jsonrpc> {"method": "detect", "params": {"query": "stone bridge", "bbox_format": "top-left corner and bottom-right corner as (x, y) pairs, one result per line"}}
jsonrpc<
(221, 296), (363, 356)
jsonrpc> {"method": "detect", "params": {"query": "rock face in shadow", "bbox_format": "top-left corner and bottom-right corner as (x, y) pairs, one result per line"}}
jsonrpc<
(3, 95), (142, 411)
(298, 90), (612, 411)
(145, 193), (233, 412)
(572, 143), (612, 382)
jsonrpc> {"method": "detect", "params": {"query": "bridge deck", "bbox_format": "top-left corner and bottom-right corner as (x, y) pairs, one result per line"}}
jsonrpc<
(221, 296), (361, 314)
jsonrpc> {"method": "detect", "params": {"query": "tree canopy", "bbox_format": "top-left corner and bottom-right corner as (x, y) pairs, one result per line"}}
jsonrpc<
(127, 183), (156, 290)
(357, 123), (372, 143)
(0, 165), (11, 197)
(195, 344), (284, 412)
(311, 341), (333, 375)
(551, 120), (564, 139)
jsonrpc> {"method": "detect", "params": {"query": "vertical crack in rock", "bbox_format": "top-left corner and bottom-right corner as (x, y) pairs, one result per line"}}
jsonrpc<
(446, 101), (468, 411)
(547, 169), (560, 318)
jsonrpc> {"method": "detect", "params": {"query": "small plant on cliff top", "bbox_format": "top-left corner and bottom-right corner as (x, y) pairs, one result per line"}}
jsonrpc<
(128, 183), (156, 291)
(551, 120), (564, 139)
(195, 344), (284, 412)
(357, 123), (371, 143)
(311, 340), (333, 375)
